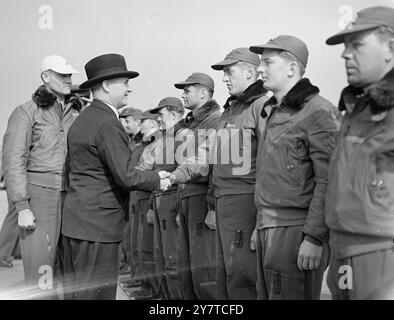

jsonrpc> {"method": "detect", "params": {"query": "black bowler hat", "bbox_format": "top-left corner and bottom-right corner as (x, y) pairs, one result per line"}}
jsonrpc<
(80, 53), (139, 89)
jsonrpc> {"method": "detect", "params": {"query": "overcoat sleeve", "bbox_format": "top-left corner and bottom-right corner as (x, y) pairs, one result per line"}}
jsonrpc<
(96, 119), (160, 191)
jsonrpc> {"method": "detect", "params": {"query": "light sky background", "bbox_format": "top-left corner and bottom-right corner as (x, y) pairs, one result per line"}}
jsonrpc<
(0, 0), (393, 139)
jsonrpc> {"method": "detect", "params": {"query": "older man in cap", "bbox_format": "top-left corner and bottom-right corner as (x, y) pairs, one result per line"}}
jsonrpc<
(194, 48), (269, 300)
(60, 54), (171, 300)
(2, 55), (80, 294)
(325, 6), (394, 300)
(165, 72), (221, 299)
(249, 35), (341, 300)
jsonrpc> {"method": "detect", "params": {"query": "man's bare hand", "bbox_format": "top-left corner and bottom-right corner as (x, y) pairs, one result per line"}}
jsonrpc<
(250, 228), (257, 251)
(160, 178), (172, 191)
(204, 209), (216, 230)
(297, 239), (323, 271)
(18, 209), (35, 229)
(175, 214), (180, 227)
(146, 209), (155, 225)
(158, 171), (171, 179)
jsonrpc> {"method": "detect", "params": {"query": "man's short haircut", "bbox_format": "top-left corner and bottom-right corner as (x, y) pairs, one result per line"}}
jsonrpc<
(90, 78), (119, 93)
(238, 61), (258, 71)
(163, 105), (184, 116)
(128, 116), (141, 123)
(193, 84), (214, 98)
(374, 25), (394, 42)
(90, 81), (103, 93)
(279, 51), (306, 76)
(142, 118), (159, 128)
(237, 61), (259, 80)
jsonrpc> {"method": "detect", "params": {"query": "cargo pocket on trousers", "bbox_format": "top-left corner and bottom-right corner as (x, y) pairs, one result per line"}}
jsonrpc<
(265, 269), (305, 299)
(194, 222), (204, 237)
(232, 230), (244, 248)
(99, 197), (122, 209)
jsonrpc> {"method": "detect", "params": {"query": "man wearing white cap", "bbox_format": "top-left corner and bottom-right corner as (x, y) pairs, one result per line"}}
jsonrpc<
(2, 55), (80, 295)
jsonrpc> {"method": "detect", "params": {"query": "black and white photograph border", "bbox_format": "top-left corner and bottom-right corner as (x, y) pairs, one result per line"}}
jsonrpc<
(0, 0), (393, 303)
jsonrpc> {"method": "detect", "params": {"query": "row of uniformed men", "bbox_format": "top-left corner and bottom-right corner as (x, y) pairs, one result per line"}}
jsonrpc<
(118, 6), (394, 300)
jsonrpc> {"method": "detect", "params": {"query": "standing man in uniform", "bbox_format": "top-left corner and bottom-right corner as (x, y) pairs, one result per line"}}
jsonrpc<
(325, 6), (394, 299)
(209, 48), (268, 300)
(249, 35), (341, 299)
(0, 85), (87, 271)
(171, 72), (221, 299)
(138, 97), (187, 299)
(118, 107), (144, 278)
(61, 54), (170, 300)
(130, 111), (163, 300)
(2, 55), (80, 295)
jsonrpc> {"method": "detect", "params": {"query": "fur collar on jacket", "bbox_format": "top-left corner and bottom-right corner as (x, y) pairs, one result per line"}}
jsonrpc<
(261, 78), (319, 118)
(185, 99), (220, 123)
(32, 85), (57, 108)
(339, 67), (394, 113)
(224, 79), (267, 110)
(32, 85), (81, 110)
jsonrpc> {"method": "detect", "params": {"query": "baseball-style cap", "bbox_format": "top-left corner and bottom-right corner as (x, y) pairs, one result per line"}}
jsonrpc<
(150, 97), (184, 114)
(250, 35), (309, 67)
(136, 110), (159, 121)
(119, 107), (144, 118)
(211, 47), (260, 70)
(40, 55), (79, 75)
(326, 6), (394, 45)
(174, 72), (215, 91)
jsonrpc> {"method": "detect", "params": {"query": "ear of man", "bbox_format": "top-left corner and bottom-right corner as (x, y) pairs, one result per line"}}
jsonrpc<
(41, 71), (50, 83)
(287, 60), (298, 78)
(199, 86), (207, 100)
(385, 35), (394, 63)
(102, 79), (112, 93)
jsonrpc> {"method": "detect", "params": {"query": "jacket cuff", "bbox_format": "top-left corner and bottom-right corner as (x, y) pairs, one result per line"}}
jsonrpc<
(173, 168), (188, 184)
(255, 213), (263, 229)
(303, 234), (323, 246)
(15, 200), (30, 212)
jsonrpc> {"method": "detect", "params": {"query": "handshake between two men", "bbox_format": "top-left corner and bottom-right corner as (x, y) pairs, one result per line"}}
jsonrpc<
(155, 170), (216, 230)
(158, 170), (176, 191)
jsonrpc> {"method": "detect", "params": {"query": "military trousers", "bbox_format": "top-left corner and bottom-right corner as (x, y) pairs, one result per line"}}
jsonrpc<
(154, 190), (182, 299)
(19, 184), (65, 293)
(136, 197), (160, 295)
(327, 247), (394, 300)
(0, 195), (20, 260)
(178, 193), (216, 300)
(256, 225), (329, 300)
(216, 193), (257, 300)
(129, 201), (140, 278)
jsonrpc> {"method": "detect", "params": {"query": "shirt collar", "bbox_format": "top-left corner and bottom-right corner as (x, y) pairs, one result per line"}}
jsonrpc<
(57, 99), (65, 111)
(104, 102), (119, 119)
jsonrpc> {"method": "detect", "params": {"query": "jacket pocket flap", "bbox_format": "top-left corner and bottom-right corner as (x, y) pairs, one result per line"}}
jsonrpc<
(99, 197), (122, 209)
